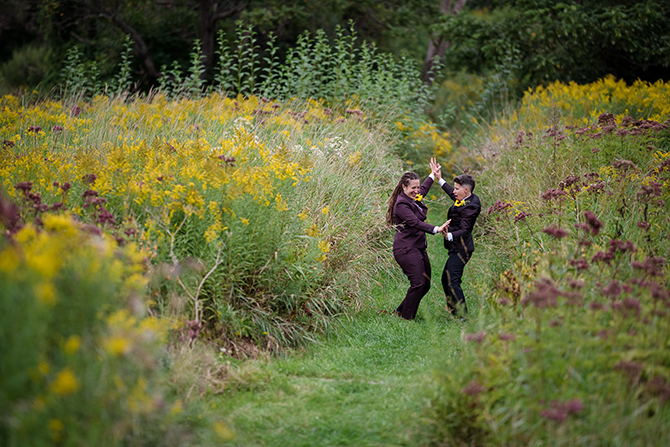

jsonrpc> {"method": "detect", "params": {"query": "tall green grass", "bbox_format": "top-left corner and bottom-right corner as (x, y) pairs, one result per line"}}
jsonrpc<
(423, 110), (670, 445)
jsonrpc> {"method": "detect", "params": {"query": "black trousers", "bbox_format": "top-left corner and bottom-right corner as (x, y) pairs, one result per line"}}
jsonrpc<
(442, 250), (471, 315)
(393, 247), (431, 320)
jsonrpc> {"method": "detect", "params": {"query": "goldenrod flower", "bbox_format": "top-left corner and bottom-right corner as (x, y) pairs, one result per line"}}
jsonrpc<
(213, 421), (235, 440)
(103, 335), (132, 356)
(63, 335), (81, 354)
(49, 419), (64, 441)
(38, 361), (50, 375)
(318, 240), (331, 253)
(50, 367), (80, 395)
(34, 282), (57, 306)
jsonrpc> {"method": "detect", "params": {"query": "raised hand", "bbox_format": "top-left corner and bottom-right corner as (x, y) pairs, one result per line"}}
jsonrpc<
(430, 157), (442, 181)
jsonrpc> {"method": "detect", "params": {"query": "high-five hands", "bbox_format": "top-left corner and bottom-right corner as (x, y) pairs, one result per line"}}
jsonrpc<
(430, 157), (442, 181)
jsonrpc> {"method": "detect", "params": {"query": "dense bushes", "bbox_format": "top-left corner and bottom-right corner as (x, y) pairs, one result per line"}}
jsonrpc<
(0, 213), (200, 445)
(424, 85), (670, 445)
(0, 93), (404, 348)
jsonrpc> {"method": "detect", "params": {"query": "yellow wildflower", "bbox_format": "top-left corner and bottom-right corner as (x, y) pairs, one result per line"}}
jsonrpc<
(49, 419), (64, 441)
(170, 399), (183, 415)
(318, 240), (331, 253)
(103, 335), (132, 356)
(63, 335), (81, 354)
(306, 224), (320, 237)
(213, 421), (235, 440)
(50, 367), (80, 395)
(34, 282), (57, 306)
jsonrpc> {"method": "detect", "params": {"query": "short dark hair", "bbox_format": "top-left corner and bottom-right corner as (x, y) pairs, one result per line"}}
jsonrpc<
(454, 174), (475, 192)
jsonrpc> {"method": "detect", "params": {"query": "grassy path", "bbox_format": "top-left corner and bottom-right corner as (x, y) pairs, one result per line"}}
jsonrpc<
(213, 266), (470, 446)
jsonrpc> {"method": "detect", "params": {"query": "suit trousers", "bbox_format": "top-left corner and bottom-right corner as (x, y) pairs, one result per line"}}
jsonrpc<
(442, 250), (471, 315)
(393, 246), (431, 320)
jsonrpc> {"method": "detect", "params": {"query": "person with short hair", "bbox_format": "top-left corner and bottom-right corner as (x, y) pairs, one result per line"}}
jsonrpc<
(386, 166), (450, 320)
(430, 159), (481, 317)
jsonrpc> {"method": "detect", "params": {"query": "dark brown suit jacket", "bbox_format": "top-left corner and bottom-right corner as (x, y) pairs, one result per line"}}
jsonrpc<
(392, 177), (436, 250)
(441, 183), (481, 253)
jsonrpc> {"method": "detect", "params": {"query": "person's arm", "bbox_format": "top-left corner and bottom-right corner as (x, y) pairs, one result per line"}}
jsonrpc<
(395, 201), (443, 234)
(446, 203), (481, 242)
(419, 176), (434, 196)
(441, 181), (456, 201)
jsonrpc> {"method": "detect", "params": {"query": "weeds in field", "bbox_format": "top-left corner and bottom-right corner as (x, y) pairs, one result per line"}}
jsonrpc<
(0, 211), (206, 446)
(425, 104), (670, 444)
(0, 93), (406, 348)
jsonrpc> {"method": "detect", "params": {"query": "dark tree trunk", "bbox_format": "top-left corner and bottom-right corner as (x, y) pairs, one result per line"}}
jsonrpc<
(199, 0), (245, 76)
(421, 0), (468, 84)
(107, 14), (161, 80)
(84, 0), (161, 80)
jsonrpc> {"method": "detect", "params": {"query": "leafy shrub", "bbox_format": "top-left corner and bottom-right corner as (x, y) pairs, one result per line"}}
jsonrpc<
(0, 212), (197, 446)
(0, 45), (57, 93)
(0, 93), (399, 348)
(424, 87), (670, 445)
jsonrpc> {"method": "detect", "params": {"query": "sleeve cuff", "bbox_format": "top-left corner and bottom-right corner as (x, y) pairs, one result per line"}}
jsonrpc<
(438, 178), (446, 186)
(447, 232), (453, 241)
(428, 173), (435, 180)
(433, 226), (439, 234)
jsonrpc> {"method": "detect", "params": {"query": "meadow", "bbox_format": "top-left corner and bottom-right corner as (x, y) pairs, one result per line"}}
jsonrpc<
(424, 79), (670, 446)
(2, 64), (669, 445)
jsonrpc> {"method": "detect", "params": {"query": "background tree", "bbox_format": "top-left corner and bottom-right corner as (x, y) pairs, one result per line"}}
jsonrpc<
(435, 0), (670, 93)
(421, 0), (468, 84)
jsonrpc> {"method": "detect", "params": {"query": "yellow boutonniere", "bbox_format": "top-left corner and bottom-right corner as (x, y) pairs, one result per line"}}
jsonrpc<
(414, 194), (424, 202)
(454, 199), (465, 207)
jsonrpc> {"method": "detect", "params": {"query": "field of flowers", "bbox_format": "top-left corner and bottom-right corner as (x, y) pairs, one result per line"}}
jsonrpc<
(0, 76), (463, 441)
(0, 212), (200, 445)
(0, 90), (436, 443)
(517, 75), (670, 127)
(1, 93), (404, 344)
(425, 81), (670, 445)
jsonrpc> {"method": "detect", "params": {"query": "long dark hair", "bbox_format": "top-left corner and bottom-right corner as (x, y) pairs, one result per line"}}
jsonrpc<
(386, 172), (419, 226)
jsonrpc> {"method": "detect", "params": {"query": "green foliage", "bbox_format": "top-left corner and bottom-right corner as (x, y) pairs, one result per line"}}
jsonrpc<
(183, 39), (206, 97)
(0, 215), (196, 446)
(111, 35), (134, 95)
(424, 107), (670, 445)
(60, 47), (103, 98)
(157, 22), (433, 120)
(0, 45), (57, 94)
(437, 0), (670, 94)
(157, 61), (184, 94)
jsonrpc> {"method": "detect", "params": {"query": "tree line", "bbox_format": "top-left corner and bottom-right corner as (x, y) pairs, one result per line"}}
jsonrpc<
(1, 0), (668, 97)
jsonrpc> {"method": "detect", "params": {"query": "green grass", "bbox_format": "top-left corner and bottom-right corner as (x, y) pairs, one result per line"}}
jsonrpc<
(209, 240), (480, 446)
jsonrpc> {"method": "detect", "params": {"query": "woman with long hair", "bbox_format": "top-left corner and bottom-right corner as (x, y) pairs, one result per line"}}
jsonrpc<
(386, 159), (449, 320)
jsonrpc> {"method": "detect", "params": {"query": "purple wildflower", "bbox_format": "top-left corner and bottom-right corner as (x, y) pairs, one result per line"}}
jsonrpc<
(542, 225), (568, 239)
(464, 331), (486, 343)
(461, 380), (485, 397)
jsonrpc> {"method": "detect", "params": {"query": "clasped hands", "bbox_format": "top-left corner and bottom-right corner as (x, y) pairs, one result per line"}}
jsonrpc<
(437, 219), (451, 237)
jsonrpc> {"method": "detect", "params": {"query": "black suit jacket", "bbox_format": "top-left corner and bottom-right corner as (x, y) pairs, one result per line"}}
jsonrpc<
(441, 183), (481, 253)
(392, 177), (436, 250)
